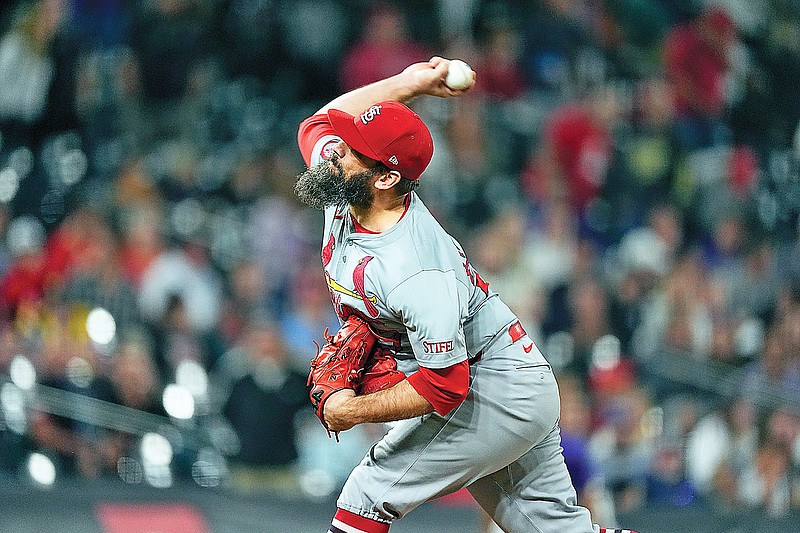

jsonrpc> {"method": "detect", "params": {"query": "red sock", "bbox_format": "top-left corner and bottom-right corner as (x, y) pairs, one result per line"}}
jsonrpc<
(328, 508), (390, 533)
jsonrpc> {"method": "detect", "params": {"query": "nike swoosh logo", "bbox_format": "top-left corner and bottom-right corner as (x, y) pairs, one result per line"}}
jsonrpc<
(523, 343), (533, 353)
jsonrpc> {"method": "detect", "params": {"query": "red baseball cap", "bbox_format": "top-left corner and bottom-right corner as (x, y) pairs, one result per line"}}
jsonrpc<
(327, 100), (434, 180)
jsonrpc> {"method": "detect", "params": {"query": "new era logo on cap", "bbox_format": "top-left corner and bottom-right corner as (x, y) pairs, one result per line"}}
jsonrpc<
(327, 101), (434, 180)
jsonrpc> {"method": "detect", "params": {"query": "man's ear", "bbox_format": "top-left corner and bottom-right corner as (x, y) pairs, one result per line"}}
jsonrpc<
(375, 170), (402, 190)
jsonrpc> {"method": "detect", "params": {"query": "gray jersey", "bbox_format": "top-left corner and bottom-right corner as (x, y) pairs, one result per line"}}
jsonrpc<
(313, 154), (518, 374)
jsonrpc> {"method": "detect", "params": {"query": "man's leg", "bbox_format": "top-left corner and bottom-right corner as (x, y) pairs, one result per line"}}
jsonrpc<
(336, 357), (564, 524)
(467, 423), (595, 533)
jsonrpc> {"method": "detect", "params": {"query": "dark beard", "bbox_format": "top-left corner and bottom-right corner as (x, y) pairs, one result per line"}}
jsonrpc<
(294, 155), (376, 210)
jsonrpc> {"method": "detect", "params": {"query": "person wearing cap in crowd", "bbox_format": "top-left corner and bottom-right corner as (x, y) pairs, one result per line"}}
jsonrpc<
(295, 56), (636, 533)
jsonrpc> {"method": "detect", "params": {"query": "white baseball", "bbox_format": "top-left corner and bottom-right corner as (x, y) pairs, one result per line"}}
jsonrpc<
(445, 59), (473, 90)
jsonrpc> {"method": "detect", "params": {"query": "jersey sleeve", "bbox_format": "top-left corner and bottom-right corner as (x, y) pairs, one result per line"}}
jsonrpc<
(387, 269), (468, 369)
(406, 360), (469, 415)
(297, 113), (341, 167)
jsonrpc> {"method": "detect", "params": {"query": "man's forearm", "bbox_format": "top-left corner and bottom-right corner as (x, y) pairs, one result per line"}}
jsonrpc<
(315, 72), (421, 116)
(314, 57), (471, 117)
(324, 380), (434, 431)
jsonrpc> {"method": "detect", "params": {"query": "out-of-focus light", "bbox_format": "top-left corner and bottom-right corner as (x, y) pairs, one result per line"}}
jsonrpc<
(641, 406), (664, 439)
(86, 307), (116, 345)
(591, 335), (621, 370)
(1, 382), (26, 434)
(144, 463), (173, 488)
(299, 469), (337, 501)
(59, 148), (88, 185)
(544, 332), (575, 370)
(6, 215), (44, 257)
(207, 417), (241, 456)
(66, 357), (94, 388)
(0, 167), (20, 203)
(170, 198), (204, 239)
(175, 360), (208, 398)
(140, 432), (173, 466)
(162, 384), (195, 420)
(735, 317), (764, 358)
(27, 453), (56, 486)
(191, 448), (225, 488)
(117, 456), (143, 484)
(8, 146), (33, 177)
(9, 355), (36, 390)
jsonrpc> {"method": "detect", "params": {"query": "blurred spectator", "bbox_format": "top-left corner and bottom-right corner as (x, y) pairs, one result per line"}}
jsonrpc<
(280, 265), (340, 372)
(217, 0), (284, 85)
(0, 0), (80, 147)
(473, 16), (528, 101)
(558, 372), (618, 526)
(521, 84), (623, 215)
(685, 397), (759, 500)
(213, 318), (308, 482)
(117, 204), (166, 288)
(632, 252), (713, 364)
(129, 0), (211, 104)
(521, 0), (595, 92)
(604, 78), (680, 232)
(69, 0), (132, 50)
(0, 215), (47, 320)
(588, 384), (656, 513)
(218, 259), (270, 344)
(246, 153), (317, 314)
(540, 236), (602, 350)
(147, 291), (221, 379)
(525, 196), (579, 293)
(28, 324), (121, 478)
(702, 213), (746, 277)
(279, 0), (351, 102)
(645, 395), (702, 507)
(338, 3), (430, 92)
(138, 240), (224, 335)
(469, 209), (543, 332)
(759, 1), (800, 148)
(598, 0), (673, 77)
(663, 6), (739, 150)
(724, 241), (781, 324)
(109, 337), (165, 415)
(737, 437), (793, 517)
(59, 215), (140, 331)
(569, 280), (615, 378)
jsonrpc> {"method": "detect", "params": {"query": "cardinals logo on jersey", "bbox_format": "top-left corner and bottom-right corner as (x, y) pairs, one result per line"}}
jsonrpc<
(325, 255), (380, 319)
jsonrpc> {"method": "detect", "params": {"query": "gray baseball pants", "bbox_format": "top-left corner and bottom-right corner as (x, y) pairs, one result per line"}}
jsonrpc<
(336, 333), (595, 532)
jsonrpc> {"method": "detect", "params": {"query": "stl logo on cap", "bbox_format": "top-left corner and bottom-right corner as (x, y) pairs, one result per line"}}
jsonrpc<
(389, 155), (399, 165)
(360, 105), (382, 124)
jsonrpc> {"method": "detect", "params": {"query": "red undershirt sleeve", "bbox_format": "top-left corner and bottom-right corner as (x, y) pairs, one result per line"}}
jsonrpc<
(406, 360), (470, 416)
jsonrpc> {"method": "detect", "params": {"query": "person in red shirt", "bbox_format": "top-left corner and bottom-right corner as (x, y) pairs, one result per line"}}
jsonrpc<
(521, 86), (621, 214)
(663, 6), (738, 149)
(338, 3), (431, 93)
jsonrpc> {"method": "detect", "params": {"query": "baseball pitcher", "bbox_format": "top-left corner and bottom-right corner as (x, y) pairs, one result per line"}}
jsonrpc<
(295, 56), (636, 533)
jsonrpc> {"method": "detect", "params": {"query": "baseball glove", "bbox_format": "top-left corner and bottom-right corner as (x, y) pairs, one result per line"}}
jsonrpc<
(358, 347), (406, 396)
(308, 314), (377, 438)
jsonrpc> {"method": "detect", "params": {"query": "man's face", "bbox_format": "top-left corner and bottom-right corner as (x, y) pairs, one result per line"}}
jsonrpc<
(294, 152), (377, 210)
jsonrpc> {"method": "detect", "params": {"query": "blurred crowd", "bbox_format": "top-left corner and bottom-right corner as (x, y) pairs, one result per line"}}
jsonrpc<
(0, 0), (799, 523)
